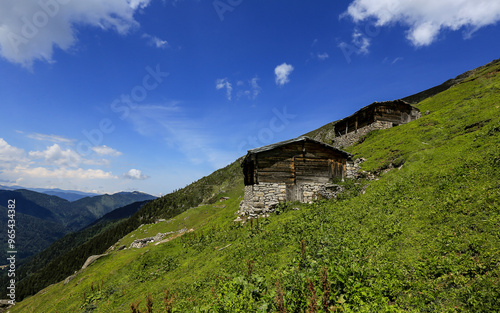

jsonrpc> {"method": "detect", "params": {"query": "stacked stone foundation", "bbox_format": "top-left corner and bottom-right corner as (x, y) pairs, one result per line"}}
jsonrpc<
(238, 182), (343, 218)
(332, 121), (393, 148)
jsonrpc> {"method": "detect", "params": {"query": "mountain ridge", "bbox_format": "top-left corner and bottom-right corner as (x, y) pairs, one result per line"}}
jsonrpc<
(0, 190), (156, 268)
(0, 185), (99, 202)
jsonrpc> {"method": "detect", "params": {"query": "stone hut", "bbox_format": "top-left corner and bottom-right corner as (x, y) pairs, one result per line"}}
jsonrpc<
(332, 100), (421, 148)
(238, 136), (351, 217)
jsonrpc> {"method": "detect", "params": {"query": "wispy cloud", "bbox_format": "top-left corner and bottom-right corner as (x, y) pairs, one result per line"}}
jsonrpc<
(125, 104), (238, 169)
(392, 57), (404, 65)
(92, 145), (122, 157)
(142, 33), (169, 49)
(352, 30), (370, 54)
(27, 133), (75, 144)
(274, 63), (294, 86)
(216, 78), (233, 100)
(317, 52), (329, 60)
(344, 0), (500, 46)
(236, 76), (261, 100)
(338, 29), (371, 56)
(10, 166), (117, 179)
(249, 77), (261, 98)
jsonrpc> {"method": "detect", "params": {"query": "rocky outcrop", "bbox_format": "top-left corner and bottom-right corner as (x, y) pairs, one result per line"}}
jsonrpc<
(0, 299), (13, 312)
(129, 232), (172, 249)
(82, 254), (108, 270)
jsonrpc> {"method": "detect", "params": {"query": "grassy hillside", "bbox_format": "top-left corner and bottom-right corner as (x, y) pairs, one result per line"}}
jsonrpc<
(0, 190), (157, 284)
(10, 60), (500, 312)
(11, 159), (244, 302)
(6, 201), (151, 299)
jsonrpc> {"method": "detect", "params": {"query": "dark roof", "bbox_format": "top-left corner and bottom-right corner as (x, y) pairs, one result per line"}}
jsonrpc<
(244, 136), (352, 161)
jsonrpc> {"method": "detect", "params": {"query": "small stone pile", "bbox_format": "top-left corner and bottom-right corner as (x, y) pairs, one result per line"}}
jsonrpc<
(129, 232), (170, 249)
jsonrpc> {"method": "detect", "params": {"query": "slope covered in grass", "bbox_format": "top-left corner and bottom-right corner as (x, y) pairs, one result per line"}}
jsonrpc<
(11, 60), (500, 312)
(12, 159), (244, 302)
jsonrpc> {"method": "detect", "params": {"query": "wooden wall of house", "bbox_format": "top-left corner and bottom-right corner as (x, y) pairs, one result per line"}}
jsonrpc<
(333, 109), (376, 136)
(373, 104), (415, 124)
(244, 141), (346, 185)
(333, 102), (420, 136)
(253, 142), (302, 185)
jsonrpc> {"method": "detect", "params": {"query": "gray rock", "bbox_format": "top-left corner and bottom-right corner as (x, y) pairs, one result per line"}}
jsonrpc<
(82, 254), (107, 270)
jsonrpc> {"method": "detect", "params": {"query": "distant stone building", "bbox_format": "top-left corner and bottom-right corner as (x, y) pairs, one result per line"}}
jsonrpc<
(238, 136), (351, 217)
(332, 100), (421, 148)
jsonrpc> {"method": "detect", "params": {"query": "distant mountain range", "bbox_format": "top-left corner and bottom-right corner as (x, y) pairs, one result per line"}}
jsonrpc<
(0, 185), (100, 201)
(0, 188), (156, 264)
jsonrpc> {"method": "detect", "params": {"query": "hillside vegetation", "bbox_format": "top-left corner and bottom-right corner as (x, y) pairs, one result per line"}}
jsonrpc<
(11, 160), (243, 302)
(7, 201), (151, 300)
(10, 60), (500, 312)
(0, 190), (156, 265)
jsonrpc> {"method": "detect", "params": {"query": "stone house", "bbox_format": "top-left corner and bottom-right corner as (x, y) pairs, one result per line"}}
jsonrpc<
(238, 136), (351, 217)
(332, 100), (421, 148)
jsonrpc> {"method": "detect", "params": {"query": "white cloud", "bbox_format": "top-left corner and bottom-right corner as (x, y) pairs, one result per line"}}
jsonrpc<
(219, 76), (261, 101)
(0, 0), (152, 68)
(27, 132), (75, 144)
(249, 77), (261, 99)
(216, 78), (233, 100)
(29, 144), (81, 167)
(0, 139), (118, 191)
(274, 63), (294, 86)
(10, 165), (117, 179)
(353, 30), (370, 54)
(344, 0), (500, 47)
(338, 29), (371, 57)
(142, 33), (169, 49)
(237, 76), (261, 100)
(123, 168), (149, 180)
(0, 138), (28, 169)
(129, 0), (152, 10)
(28, 143), (117, 167)
(392, 57), (404, 64)
(317, 52), (329, 60)
(92, 145), (122, 157)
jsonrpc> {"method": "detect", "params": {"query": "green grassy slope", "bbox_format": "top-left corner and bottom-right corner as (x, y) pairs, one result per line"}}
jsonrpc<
(6, 201), (151, 299)
(10, 60), (500, 312)
(11, 159), (244, 303)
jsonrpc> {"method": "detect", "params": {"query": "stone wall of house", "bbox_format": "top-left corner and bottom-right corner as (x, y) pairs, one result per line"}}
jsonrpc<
(299, 183), (343, 203)
(346, 157), (365, 179)
(239, 183), (286, 217)
(332, 121), (393, 148)
(238, 182), (344, 218)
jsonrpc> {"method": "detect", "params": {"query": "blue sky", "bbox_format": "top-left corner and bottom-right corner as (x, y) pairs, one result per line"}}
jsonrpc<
(0, 0), (499, 196)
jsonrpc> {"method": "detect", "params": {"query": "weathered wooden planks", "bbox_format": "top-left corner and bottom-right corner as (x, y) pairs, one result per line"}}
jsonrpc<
(242, 136), (350, 186)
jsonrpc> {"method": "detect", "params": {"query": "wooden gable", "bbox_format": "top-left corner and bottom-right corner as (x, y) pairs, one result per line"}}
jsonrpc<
(242, 137), (351, 186)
